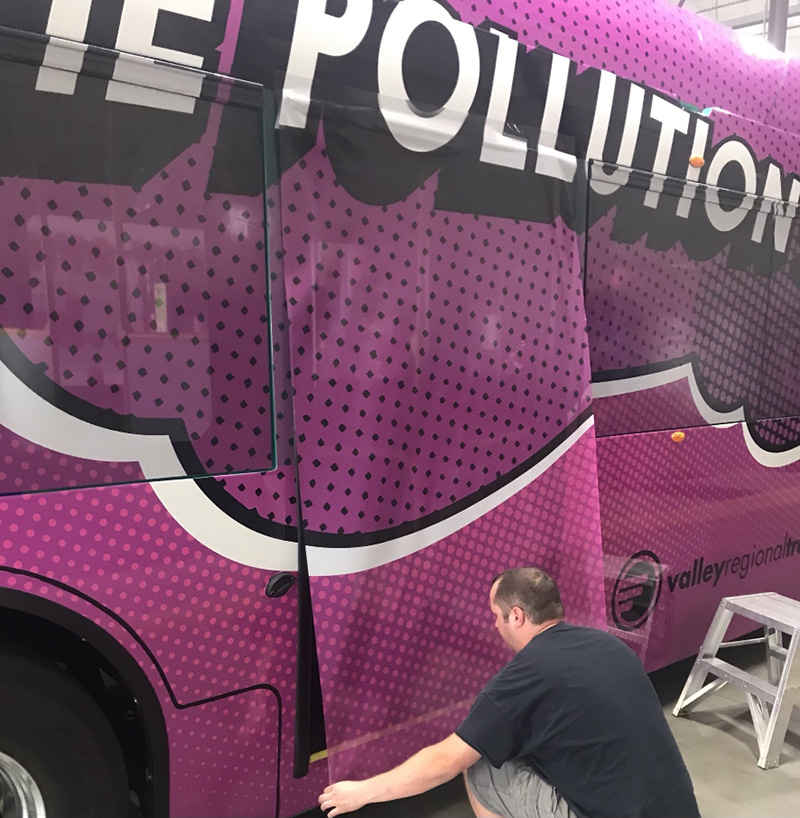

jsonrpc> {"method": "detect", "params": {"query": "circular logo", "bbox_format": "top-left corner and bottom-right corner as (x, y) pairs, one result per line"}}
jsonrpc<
(611, 550), (662, 631)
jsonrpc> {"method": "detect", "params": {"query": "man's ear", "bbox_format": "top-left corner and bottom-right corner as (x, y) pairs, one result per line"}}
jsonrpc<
(510, 605), (526, 628)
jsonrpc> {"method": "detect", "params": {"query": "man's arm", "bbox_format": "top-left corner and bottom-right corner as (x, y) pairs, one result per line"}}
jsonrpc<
(318, 733), (481, 817)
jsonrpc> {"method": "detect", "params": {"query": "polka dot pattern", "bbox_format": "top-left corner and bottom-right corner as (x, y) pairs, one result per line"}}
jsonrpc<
(1, 2), (798, 815)
(586, 210), (702, 376)
(0, 480), (298, 700)
(0, 102), (275, 490)
(0, 424), (141, 492)
(278, 142), (591, 535)
(0, 573), (284, 818)
(310, 428), (606, 780)
(597, 422), (800, 671)
(169, 693), (280, 818)
(454, 0), (783, 121)
(709, 109), (800, 175)
(0, 472), (317, 816)
(587, 199), (800, 445)
(693, 262), (771, 413)
(764, 60), (800, 137)
(756, 268), (800, 436)
(593, 378), (707, 438)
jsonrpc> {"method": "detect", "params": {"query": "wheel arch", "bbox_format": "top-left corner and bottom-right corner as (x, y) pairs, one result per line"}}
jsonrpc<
(0, 585), (169, 818)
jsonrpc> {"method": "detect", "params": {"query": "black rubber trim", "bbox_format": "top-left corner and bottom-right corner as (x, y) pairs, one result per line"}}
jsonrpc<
(0, 570), (284, 818)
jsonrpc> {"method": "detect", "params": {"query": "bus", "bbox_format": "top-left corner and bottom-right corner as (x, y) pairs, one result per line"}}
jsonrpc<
(0, 0), (798, 816)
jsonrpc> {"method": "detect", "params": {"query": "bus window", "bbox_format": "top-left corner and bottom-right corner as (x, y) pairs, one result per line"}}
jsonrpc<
(0, 38), (276, 493)
(585, 161), (776, 439)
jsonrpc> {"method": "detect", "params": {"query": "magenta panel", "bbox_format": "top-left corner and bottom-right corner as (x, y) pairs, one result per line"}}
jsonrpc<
(280, 140), (591, 537)
(709, 108), (800, 174)
(764, 58), (800, 136)
(586, 209), (708, 377)
(0, 62), (275, 491)
(450, 0), (784, 119)
(0, 475), (296, 700)
(0, 468), (315, 817)
(592, 379), (708, 440)
(599, 423), (800, 670)
(0, 423), (141, 493)
(0, 573), (281, 818)
(311, 426), (606, 781)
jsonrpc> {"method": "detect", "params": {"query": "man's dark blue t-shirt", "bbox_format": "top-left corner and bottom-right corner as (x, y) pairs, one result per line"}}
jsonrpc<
(456, 622), (700, 818)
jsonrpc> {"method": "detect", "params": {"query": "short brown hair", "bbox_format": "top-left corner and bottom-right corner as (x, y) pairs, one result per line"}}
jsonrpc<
(492, 567), (564, 624)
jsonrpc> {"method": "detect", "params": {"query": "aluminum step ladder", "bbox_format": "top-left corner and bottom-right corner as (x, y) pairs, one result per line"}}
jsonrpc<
(673, 592), (800, 769)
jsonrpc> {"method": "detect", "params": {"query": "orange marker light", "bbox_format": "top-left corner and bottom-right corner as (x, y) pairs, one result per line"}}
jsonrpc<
(689, 155), (705, 168)
(671, 431), (686, 443)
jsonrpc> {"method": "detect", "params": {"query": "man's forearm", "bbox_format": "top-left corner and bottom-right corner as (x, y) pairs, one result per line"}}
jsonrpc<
(361, 741), (464, 803)
(319, 733), (481, 816)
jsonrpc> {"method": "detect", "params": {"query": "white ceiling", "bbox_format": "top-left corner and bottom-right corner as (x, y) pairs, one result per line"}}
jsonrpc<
(672, 0), (800, 57)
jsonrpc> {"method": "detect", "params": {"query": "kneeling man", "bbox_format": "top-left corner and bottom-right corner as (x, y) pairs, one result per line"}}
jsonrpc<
(319, 566), (700, 818)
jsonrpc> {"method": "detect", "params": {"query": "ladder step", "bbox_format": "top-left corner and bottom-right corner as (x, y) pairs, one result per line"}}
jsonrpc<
(674, 593), (800, 769)
(724, 593), (800, 631)
(699, 657), (777, 703)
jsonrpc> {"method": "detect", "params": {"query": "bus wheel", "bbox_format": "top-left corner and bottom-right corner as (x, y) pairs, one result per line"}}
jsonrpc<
(0, 649), (129, 818)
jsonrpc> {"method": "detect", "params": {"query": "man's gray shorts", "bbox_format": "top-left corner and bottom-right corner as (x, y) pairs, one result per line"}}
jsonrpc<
(466, 757), (577, 818)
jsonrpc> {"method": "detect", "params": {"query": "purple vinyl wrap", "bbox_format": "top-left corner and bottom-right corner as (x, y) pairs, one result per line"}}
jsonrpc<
(599, 421), (800, 668)
(0, 1), (800, 816)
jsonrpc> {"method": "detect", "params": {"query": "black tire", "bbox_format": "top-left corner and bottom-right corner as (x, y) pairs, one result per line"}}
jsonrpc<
(0, 648), (129, 818)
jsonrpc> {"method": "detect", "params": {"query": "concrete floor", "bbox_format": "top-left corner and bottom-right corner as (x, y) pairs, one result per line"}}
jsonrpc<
(300, 646), (800, 817)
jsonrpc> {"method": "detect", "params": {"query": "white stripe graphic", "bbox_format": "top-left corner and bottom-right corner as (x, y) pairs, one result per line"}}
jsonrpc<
(593, 365), (800, 467)
(306, 416), (595, 576)
(0, 360), (593, 574)
(0, 357), (297, 571)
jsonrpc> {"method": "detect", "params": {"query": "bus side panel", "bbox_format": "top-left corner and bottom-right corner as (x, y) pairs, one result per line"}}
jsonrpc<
(307, 426), (605, 781)
(586, 103), (800, 667)
(0, 470), (302, 818)
(274, 105), (605, 776)
(599, 421), (800, 671)
(0, 570), (281, 818)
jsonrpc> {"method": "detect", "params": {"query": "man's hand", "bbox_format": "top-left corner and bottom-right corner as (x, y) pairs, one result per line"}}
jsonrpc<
(319, 780), (373, 816)
(318, 734), (479, 815)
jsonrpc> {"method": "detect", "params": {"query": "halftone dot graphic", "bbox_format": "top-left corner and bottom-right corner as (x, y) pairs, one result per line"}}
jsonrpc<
(593, 379), (709, 438)
(767, 61), (800, 136)
(586, 209), (702, 376)
(710, 110), (800, 175)
(0, 99), (275, 492)
(0, 471), (311, 817)
(1, 2), (799, 816)
(0, 424), (141, 492)
(598, 422), (800, 671)
(0, 478), (299, 701)
(279, 142), (592, 536)
(755, 224), (800, 446)
(168, 693), (280, 818)
(587, 201), (800, 445)
(455, 0), (784, 121)
(311, 428), (606, 781)
(0, 572), (284, 818)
